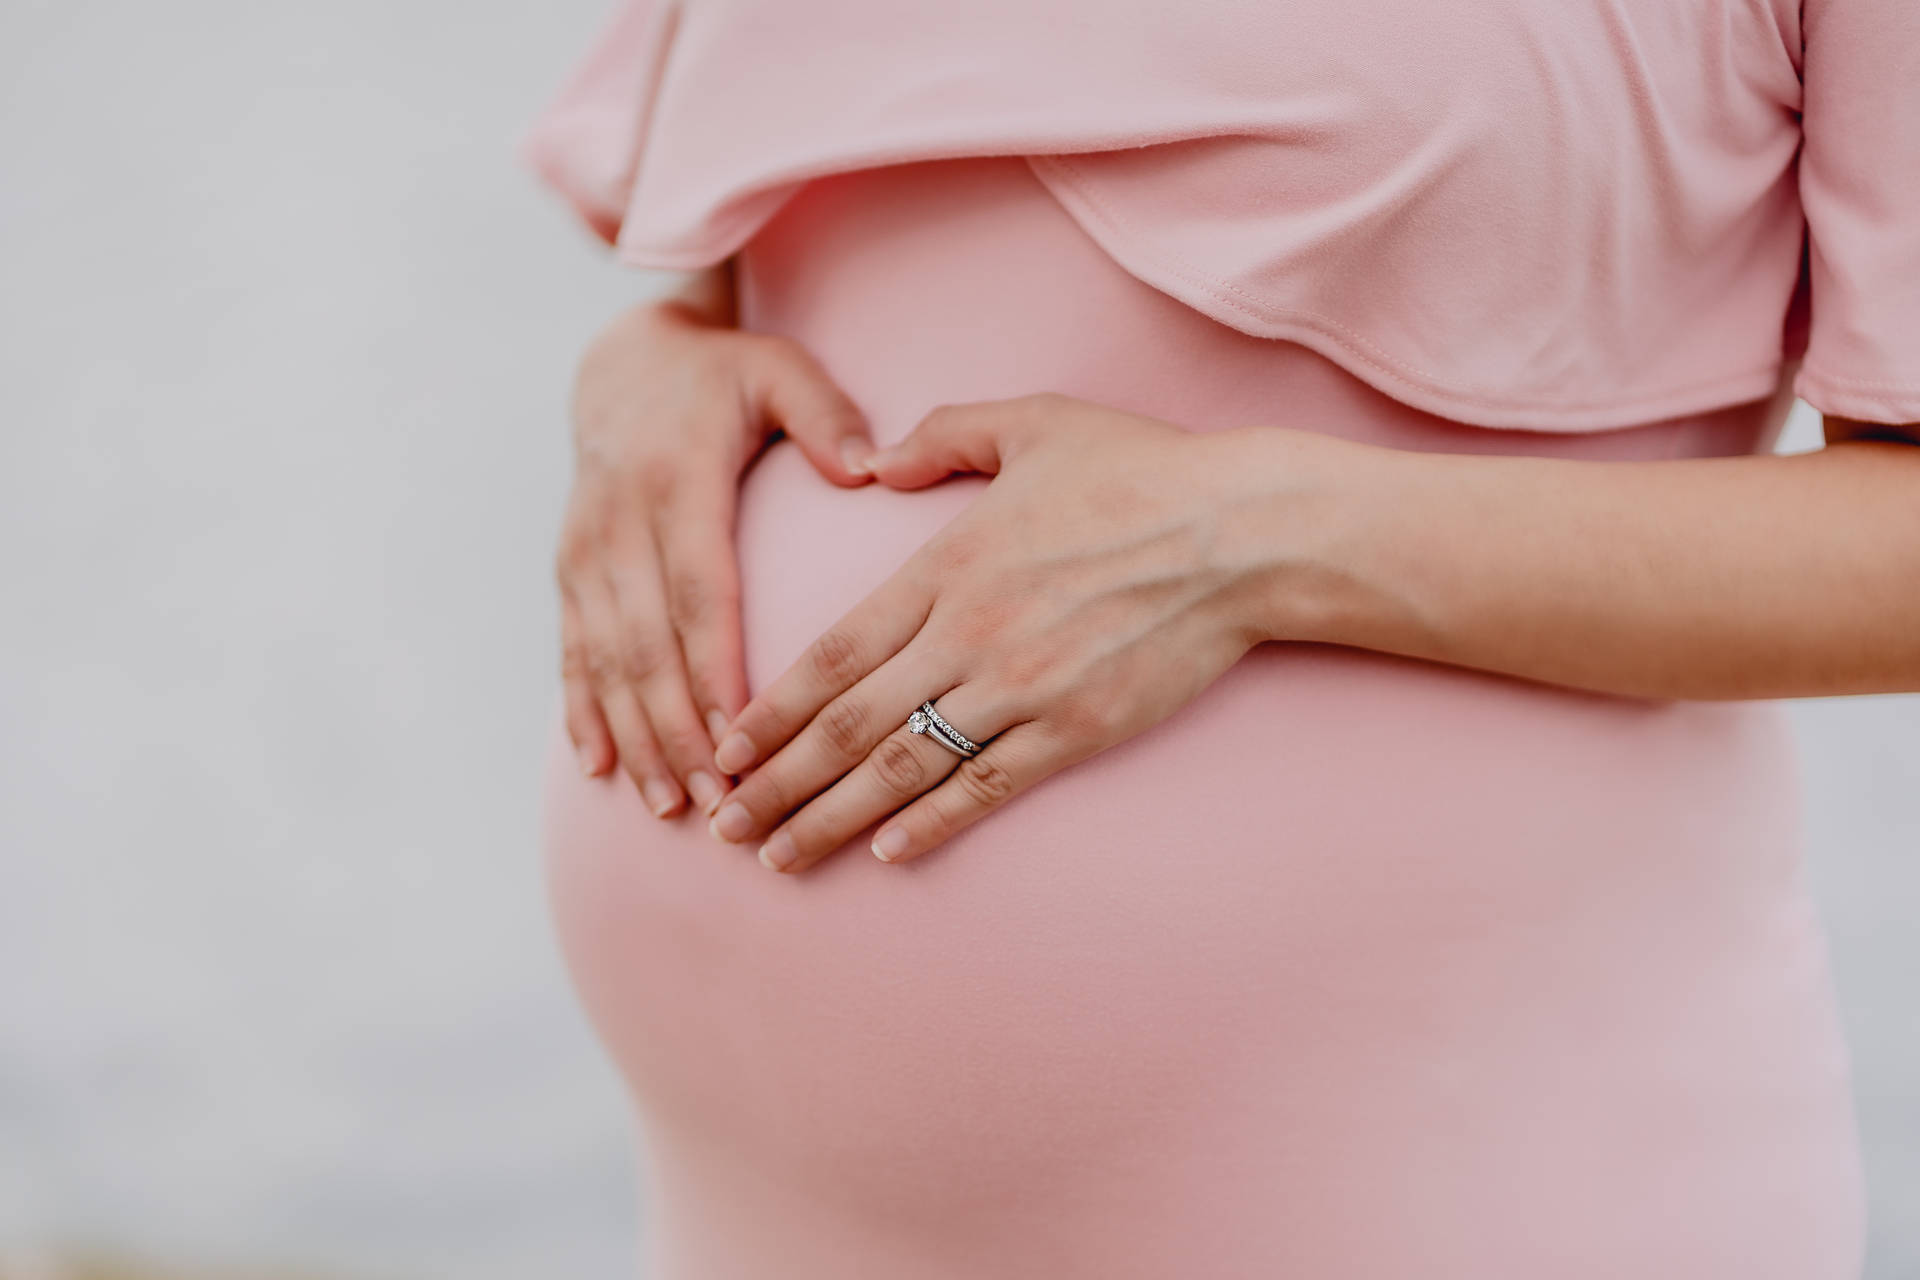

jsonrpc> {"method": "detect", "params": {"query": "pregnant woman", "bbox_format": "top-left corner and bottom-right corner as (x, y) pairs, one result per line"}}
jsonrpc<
(524, 1), (1914, 1275)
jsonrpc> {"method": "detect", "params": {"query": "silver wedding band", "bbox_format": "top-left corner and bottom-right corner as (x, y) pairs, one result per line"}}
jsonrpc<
(906, 700), (985, 758)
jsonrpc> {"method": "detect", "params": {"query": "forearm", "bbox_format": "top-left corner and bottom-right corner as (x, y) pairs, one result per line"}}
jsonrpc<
(1237, 427), (1920, 701)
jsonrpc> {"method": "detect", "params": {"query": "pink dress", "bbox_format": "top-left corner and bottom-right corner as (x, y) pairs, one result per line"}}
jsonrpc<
(526, 2), (1916, 1274)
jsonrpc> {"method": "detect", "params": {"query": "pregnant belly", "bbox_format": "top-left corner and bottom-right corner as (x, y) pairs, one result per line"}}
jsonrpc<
(537, 158), (1859, 1277)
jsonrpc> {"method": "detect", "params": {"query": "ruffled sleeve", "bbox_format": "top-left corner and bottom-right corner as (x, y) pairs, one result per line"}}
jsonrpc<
(517, 0), (1850, 434)
(1792, 0), (1920, 425)
(518, 0), (676, 249)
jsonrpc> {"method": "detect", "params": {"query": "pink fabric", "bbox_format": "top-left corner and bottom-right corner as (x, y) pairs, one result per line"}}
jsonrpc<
(539, 156), (1863, 1277)
(522, 0), (1920, 429)
(1796, 0), (1920, 422)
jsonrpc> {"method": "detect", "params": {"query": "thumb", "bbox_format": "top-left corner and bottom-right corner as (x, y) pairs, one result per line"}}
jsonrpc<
(866, 399), (1037, 490)
(753, 337), (876, 487)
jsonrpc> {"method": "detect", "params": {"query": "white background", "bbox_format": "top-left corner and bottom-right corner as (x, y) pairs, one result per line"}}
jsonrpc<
(1, 2), (1914, 1276)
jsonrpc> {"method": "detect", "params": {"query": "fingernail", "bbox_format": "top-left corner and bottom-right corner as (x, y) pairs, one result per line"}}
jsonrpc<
(705, 709), (731, 746)
(871, 828), (910, 862)
(710, 801), (753, 843)
(758, 832), (796, 872)
(642, 776), (681, 818)
(687, 770), (724, 814)
(840, 439), (874, 475)
(714, 732), (756, 774)
(865, 445), (896, 470)
(577, 743), (602, 777)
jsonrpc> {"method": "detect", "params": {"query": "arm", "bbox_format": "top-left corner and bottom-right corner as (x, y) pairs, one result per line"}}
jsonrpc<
(702, 396), (1920, 871)
(1247, 416), (1920, 701)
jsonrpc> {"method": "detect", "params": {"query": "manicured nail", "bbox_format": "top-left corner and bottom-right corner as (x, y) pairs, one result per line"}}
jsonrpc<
(710, 801), (753, 843)
(577, 743), (602, 777)
(714, 731), (756, 774)
(687, 770), (724, 814)
(758, 832), (796, 872)
(840, 439), (875, 475)
(705, 709), (731, 746)
(642, 776), (681, 818)
(871, 828), (910, 862)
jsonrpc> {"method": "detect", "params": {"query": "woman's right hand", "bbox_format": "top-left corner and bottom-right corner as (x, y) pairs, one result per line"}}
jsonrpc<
(558, 282), (876, 819)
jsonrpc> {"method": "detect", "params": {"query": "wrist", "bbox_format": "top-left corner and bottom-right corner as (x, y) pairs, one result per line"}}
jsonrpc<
(1205, 424), (1427, 651)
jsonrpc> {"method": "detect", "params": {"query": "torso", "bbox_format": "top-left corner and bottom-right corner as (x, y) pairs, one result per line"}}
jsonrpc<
(540, 156), (1862, 1278)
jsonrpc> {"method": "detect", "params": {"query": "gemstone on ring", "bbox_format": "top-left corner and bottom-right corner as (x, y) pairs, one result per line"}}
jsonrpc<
(907, 700), (983, 757)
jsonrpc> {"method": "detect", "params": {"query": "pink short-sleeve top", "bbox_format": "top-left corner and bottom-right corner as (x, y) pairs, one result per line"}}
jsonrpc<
(521, 0), (1920, 431)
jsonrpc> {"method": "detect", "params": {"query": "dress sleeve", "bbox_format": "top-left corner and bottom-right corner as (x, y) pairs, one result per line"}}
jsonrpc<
(517, 0), (672, 247)
(1791, 0), (1920, 425)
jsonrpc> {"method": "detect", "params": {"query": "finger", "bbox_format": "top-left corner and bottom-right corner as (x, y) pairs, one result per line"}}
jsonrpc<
(706, 634), (955, 846)
(559, 585), (614, 778)
(606, 539), (729, 816)
(864, 396), (1048, 490)
(711, 567), (937, 775)
(656, 489), (749, 759)
(576, 576), (684, 818)
(754, 684), (1019, 874)
(749, 334), (877, 484)
(868, 720), (1058, 864)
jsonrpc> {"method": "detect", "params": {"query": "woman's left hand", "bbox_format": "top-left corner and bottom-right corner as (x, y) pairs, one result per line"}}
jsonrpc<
(704, 393), (1335, 872)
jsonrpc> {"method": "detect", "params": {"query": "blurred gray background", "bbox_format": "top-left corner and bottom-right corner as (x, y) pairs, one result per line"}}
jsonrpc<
(0, 2), (1913, 1277)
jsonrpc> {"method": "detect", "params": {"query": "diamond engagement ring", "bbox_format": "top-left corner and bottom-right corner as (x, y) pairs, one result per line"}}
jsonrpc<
(906, 700), (985, 758)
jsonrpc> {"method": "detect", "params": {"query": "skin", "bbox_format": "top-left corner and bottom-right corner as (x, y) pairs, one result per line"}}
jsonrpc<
(557, 261), (877, 817)
(561, 262), (1920, 870)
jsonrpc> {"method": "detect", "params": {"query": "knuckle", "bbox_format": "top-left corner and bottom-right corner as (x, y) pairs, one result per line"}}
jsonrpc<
(580, 646), (621, 689)
(955, 754), (1017, 808)
(1095, 697), (1134, 737)
(632, 454), (680, 506)
(554, 522), (600, 580)
(808, 628), (864, 684)
(685, 669), (728, 714)
(608, 723), (659, 770)
(660, 725), (711, 766)
(741, 771), (793, 824)
(814, 403), (865, 442)
(919, 788), (965, 835)
(871, 736), (929, 795)
(816, 696), (870, 758)
(666, 568), (729, 630)
(618, 635), (669, 685)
